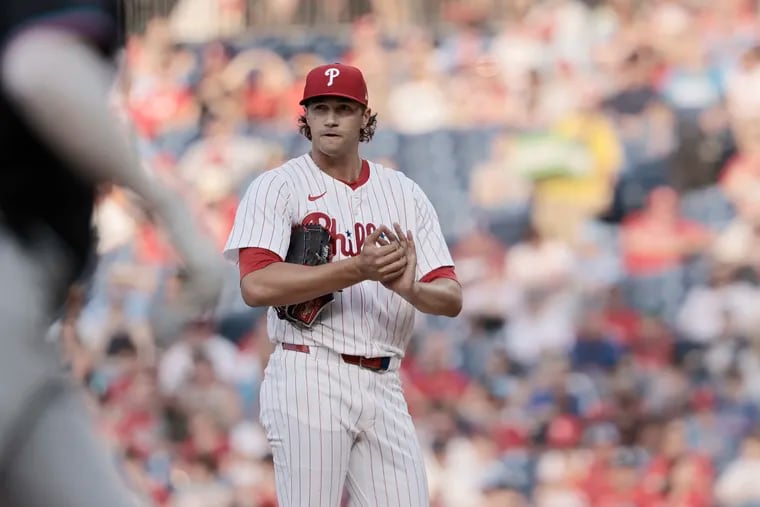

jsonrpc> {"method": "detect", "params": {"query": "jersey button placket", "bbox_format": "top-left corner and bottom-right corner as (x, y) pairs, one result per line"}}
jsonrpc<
(350, 192), (363, 237)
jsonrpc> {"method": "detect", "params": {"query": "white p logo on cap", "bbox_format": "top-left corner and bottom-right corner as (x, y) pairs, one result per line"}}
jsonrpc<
(325, 67), (340, 87)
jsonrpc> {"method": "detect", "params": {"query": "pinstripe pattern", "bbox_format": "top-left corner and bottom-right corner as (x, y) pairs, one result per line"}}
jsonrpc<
(260, 345), (429, 507)
(223, 154), (454, 357)
(224, 153), (450, 506)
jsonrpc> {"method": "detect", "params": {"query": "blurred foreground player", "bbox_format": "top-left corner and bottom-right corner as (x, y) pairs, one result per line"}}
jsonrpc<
(0, 1), (225, 506)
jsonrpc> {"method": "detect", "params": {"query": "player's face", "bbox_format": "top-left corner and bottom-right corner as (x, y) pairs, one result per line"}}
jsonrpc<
(305, 98), (369, 157)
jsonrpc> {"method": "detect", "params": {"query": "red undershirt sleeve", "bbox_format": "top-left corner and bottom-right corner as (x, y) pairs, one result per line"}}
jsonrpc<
(239, 247), (283, 280)
(419, 266), (459, 284)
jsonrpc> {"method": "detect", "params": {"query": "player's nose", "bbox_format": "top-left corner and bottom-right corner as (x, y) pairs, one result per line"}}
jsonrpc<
(324, 110), (338, 127)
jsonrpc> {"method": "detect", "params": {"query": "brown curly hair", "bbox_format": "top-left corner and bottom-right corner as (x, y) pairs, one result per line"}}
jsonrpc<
(298, 107), (378, 143)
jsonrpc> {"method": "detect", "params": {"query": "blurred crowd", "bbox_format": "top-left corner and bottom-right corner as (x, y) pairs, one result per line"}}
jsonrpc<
(52, 0), (760, 505)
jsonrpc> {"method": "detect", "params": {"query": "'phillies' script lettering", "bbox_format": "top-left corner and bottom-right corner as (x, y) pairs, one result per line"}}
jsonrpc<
(302, 212), (376, 258)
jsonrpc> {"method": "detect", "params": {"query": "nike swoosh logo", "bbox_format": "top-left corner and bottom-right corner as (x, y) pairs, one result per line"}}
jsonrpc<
(308, 192), (327, 201)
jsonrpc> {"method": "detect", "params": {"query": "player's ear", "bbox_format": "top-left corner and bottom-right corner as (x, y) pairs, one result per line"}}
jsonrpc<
(362, 107), (371, 128)
(302, 105), (314, 125)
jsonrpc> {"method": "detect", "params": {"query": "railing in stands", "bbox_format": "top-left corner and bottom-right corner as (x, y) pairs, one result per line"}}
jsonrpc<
(121, 0), (522, 37)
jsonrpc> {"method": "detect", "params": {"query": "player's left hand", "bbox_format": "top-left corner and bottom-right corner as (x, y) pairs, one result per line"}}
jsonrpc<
(379, 223), (417, 300)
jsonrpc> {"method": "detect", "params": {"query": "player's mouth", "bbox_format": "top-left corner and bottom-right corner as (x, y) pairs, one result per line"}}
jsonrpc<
(322, 132), (341, 138)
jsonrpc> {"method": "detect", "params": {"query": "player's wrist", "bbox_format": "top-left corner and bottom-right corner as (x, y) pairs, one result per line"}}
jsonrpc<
(342, 257), (366, 284)
(398, 281), (420, 303)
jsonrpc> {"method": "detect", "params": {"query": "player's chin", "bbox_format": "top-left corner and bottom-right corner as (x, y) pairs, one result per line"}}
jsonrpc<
(317, 136), (347, 154)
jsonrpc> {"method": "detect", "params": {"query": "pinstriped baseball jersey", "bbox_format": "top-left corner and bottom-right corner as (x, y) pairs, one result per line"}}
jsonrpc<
(223, 153), (454, 358)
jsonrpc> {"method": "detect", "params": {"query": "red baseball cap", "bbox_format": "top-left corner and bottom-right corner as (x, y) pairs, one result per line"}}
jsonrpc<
(299, 63), (369, 107)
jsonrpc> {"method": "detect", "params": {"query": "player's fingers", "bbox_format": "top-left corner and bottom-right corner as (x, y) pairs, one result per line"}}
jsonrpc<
(406, 230), (416, 254)
(363, 242), (387, 258)
(376, 245), (405, 265)
(379, 255), (407, 273)
(383, 262), (408, 281)
(374, 228), (405, 253)
(380, 257), (408, 278)
(383, 224), (402, 244)
(393, 223), (407, 245)
(366, 225), (385, 241)
(381, 271), (405, 283)
(372, 242), (402, 258)
(368, 225), (395, 244)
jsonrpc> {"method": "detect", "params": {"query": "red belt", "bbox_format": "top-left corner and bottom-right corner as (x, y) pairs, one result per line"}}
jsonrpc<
(281, 343), (392, 372)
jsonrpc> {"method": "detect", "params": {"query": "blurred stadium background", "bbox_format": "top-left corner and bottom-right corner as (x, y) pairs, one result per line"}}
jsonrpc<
(62, 0), (760, 505)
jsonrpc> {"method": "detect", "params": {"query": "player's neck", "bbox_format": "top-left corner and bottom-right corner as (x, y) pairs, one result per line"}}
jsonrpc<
(309, 149), (362, 183)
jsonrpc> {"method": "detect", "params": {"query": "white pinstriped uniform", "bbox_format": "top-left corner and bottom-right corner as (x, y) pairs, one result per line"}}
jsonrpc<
(224, 154), (454, 506)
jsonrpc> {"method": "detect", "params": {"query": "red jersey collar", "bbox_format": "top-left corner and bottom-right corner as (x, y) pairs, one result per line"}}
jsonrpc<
(336, 159), (370, 190)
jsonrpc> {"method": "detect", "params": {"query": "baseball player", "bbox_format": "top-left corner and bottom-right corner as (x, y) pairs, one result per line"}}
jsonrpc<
(224, 63), (462, 506)
(0, 1), (225, 505)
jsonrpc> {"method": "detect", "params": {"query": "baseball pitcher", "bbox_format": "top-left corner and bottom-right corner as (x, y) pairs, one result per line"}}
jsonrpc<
(224, 63), (462, 506)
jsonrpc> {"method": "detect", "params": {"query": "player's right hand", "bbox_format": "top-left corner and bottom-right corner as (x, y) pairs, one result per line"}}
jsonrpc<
(355, 225), (407, 282)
